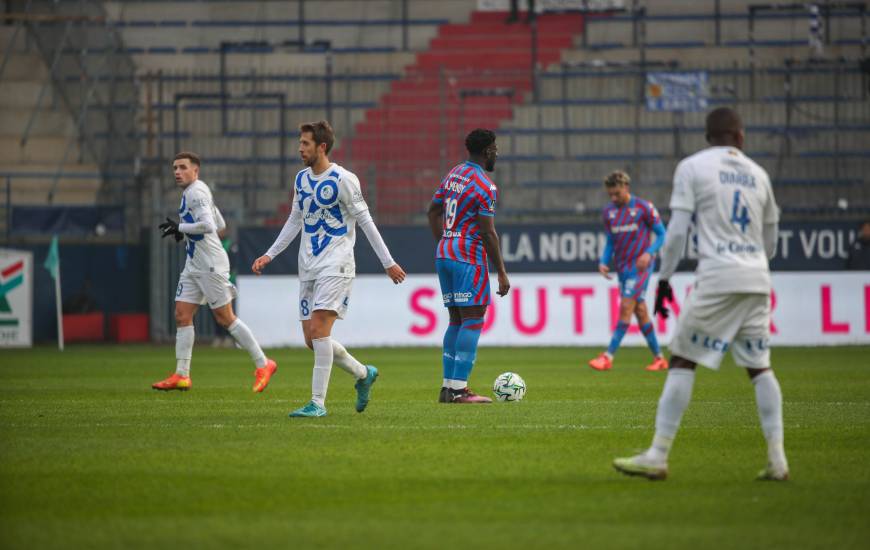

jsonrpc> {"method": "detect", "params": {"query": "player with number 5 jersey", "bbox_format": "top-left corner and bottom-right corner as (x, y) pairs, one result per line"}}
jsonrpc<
(428, 129), (510, 404)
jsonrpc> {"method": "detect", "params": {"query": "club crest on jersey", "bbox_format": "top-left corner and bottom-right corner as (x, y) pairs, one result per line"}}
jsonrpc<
(297, 169), (347, 257)
(608, 211), (616, 219)
(629, 208), (637, 218)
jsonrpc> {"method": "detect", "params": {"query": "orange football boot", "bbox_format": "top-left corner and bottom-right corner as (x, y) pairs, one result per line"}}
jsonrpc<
(252, 359), (278, 393)
(645, 356), (669, 371)
(588, 352), (613, 371)
(152, 373), (191, 391)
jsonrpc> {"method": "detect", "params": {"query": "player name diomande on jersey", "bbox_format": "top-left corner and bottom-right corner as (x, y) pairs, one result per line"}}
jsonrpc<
(718, 170), (757, 188)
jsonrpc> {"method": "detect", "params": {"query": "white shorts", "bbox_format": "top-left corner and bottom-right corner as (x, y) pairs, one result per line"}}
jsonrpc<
(175, 271), (237, 309)
(669, 290), (771, 370)
(298, 276), (353, 320)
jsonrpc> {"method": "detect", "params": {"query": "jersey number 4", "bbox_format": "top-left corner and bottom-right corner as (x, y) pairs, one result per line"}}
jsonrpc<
(730, 190), (750, 233)
(444, 197), (458, 229)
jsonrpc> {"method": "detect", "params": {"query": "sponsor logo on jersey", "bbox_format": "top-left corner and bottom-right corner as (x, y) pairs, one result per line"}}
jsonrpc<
(452, 291), (473, 303)
(443, 230), (463, 238)
(716, 241), (760, 254)
(611, 223), (639, 234)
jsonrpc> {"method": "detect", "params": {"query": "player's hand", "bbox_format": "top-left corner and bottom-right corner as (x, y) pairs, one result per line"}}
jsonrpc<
(158, 217), (183, 242)
(386, 264), (406, 284)
(636, 252), (652, 271)
(598, 264), (612, 280)
(654, 279), (674, 319)
(251, 255), (272, 275)
(496, 272), (510, 297)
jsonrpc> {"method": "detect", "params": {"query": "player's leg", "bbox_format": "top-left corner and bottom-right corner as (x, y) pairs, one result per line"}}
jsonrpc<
(635, 300), (667, 371)
(210, 302), (277, 393)
(445, 261), (492, 403)
(437, 258), (461, 402)
(449, 304), (491, 403)
(589, 272), (634, 371)
(289, 309), (337, 418)
(613, 356), (695, 480)
(733, 295), (788, 480)
(153, 273), (200, 390)
(289, 281), (327, 417)
(440, 306), (462, 403)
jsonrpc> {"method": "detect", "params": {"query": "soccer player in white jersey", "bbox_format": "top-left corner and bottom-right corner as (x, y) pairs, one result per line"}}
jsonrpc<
(613, 108), (789, 481)
(251, 121), (406, 418)
(152, 152), (277, 392)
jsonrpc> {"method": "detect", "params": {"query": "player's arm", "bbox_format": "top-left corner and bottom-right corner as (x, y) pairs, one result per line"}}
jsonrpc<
(637, 219), (666, 271)
(478, 213), (510, 297)
(598, 232), (614, 279)
(341, 173), (405, 284)
(762, 176), (780, 260)
(427, 200), (444, 240)
(214, 204), (227, 233)
(654, 160), (696, 317)
(178, 191), (218, 235)
(252, 195), (302, 275)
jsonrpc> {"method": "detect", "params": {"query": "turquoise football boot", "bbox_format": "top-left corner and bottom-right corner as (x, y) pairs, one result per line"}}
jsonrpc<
(354, 365), (378, 413)
(288, 401), (327, 418)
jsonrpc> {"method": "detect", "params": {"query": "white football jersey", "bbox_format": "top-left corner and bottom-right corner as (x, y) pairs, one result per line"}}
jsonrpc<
(179, 180), (230, 274)
(290, 163), (369, 281)
(669, 146), (779, 294)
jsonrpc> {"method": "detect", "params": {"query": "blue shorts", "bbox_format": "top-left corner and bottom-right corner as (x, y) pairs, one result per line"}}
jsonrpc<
(618, 268), (653, 302)
(436, 258), (490, 308)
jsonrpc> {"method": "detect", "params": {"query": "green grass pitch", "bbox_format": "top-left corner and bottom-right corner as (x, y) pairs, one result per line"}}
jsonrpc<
(1, 345), (868, 549)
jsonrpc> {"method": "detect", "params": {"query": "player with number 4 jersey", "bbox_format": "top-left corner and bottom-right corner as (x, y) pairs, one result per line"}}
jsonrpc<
(613, 108), (788, 482)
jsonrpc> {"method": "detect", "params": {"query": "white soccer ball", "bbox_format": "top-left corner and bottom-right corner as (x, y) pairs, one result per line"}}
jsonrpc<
(492, 372), (526, 402)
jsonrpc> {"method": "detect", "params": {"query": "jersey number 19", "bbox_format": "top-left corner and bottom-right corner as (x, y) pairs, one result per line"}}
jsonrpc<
(445, 197), (458, 229)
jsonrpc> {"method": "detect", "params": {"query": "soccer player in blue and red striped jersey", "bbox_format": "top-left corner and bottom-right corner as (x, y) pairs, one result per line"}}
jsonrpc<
(427, 129), (510, 403)
(589, 170), (668, 372)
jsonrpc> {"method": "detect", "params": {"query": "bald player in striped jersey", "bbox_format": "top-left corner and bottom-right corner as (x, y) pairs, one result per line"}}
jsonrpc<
(589, 170), (668, 373)
(427, 129), (510, 404)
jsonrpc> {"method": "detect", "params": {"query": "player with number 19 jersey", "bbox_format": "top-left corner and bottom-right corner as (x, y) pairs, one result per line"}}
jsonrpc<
(432, 160), (497, 306)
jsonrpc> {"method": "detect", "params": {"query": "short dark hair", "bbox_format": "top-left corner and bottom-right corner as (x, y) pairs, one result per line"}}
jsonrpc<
(174, 151), (201, 166)
(706, 107), (743, 142)
(300, 120), (335, 154)
(604, 170), (630, 188)
(465, 128), (496, 155)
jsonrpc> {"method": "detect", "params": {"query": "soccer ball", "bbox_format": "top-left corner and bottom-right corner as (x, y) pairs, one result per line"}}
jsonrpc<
(492, 372), (526, 402)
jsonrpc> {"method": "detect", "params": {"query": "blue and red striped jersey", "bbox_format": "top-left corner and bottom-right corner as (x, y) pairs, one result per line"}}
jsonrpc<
(602, 196), (662, 273)
(432, 161), (498, 266)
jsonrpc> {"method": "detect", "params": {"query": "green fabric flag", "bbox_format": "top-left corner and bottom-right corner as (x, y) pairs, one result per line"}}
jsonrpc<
(44, 235), (59, 280)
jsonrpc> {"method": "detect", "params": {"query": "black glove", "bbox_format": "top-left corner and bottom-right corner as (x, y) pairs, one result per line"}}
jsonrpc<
(654, 279), (674, 319)
(158, 217), (184, 242)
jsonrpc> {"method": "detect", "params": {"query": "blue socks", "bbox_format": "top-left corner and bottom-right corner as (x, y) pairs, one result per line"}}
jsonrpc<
(608, 321), (629, 356)
(451, 318), (483, 384)
(641, 322), (661, 356)
(442, 322), (460, 381)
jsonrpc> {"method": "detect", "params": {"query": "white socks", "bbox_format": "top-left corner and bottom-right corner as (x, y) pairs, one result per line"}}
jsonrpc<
(175, 325), (194, 377)
(647, 368), (696, 462)
(227, 318), (267, 368)
(331, 340), (367, 379)
(311, 337), (334, 407)
(753, 369), (788, 470)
